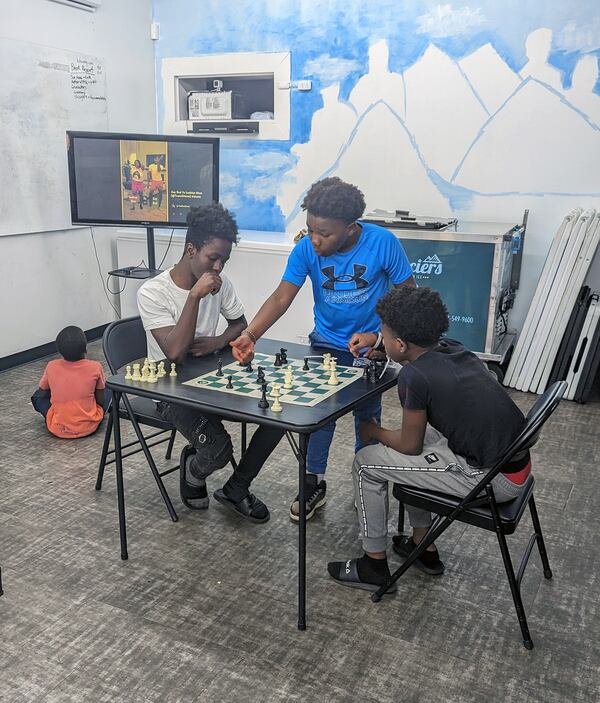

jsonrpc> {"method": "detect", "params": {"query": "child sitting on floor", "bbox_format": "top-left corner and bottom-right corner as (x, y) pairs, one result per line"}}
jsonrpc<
(31, 326), (110, 439)
(328, 287), (531, 591)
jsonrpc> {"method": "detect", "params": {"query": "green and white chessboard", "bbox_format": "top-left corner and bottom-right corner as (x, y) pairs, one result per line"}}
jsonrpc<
(183, 353), (363, 407)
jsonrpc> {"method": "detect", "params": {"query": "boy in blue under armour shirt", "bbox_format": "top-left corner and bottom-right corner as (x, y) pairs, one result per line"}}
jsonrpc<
(230, 177), (415, 521)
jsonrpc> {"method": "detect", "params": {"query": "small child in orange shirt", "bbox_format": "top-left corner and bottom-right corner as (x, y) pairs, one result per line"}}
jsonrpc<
(31, 326), (110, 439)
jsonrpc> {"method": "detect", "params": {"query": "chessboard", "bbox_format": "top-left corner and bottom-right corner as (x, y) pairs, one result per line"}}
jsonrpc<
(182, 353), (363, 407)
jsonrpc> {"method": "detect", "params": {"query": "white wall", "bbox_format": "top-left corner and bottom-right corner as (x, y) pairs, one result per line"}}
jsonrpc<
(0, 0), (156, 358)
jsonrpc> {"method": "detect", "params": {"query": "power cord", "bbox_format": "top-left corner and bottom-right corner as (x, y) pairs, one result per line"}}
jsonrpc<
(89, 226), (121, 319)
(157, 228), (175, 270)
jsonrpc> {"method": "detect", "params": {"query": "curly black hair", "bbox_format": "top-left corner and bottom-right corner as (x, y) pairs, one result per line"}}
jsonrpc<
(185, 203), (239, 249)
(376, 287), (449, 347)
(56, 325), (87, 362)
(301, 177), (366, 224)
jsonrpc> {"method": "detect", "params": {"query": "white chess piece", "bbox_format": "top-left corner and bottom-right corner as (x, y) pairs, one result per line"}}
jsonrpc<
(125, 365), (132, 380)
(323, 353), (331, 370)
(169, 362), (177, 377)
(270, 382), (279, 397)
(132, 363), (141, 381)
(328, 361), (339, 386)
(157, 361), (166, 378)
(284, 369), (293, 389)
(271, 386), (282, 413)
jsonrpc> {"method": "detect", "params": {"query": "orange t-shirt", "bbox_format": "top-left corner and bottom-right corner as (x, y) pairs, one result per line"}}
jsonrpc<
(39, 359), (106, 438)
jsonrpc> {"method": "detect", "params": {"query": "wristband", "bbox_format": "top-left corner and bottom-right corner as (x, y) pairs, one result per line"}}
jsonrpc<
(242, 329), (257, 344)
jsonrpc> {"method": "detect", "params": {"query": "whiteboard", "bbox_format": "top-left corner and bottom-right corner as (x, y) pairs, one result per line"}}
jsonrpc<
(0, 38), (108, 236)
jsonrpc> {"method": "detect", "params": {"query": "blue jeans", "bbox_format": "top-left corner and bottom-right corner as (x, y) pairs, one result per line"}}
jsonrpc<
(306, 330), (382, 475)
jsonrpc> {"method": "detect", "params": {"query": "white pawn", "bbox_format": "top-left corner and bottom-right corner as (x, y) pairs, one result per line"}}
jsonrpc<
(125, 365), (132, 380)
(147, 365), (157, 383)
(132, 363), (141, 381)
(169, 362), (177, 377)
(271, 386), (282, 413)
(284, 369), (293, 389)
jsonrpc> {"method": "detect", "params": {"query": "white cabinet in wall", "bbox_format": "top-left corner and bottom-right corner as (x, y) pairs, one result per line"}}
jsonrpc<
(161, 52), (291, 140)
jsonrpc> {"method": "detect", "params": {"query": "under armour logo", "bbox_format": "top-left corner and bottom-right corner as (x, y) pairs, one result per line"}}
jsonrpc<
(321, 264), (369, 290)
(345, 560), (351, 575)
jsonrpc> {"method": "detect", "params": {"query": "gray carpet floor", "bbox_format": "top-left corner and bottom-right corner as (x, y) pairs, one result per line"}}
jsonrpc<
(1, 340), (599, 702)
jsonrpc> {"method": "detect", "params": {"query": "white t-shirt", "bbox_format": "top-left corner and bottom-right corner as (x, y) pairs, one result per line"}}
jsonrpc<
(137, 268), (244, 362)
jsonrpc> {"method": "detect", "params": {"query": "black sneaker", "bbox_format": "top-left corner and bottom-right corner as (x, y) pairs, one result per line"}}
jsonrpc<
(392, 535), (445, 575)
(289, 477), (327, 522)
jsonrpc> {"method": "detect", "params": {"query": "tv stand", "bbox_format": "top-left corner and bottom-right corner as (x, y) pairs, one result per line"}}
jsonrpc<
(109, 226), (161, 280)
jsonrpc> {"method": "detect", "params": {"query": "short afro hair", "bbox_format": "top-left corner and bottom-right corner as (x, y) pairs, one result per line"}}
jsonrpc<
(301, 177), (366, 224)
(185, 203), (239, 249)
(56, 325), (87, 362)
(376, 287), (449, 347)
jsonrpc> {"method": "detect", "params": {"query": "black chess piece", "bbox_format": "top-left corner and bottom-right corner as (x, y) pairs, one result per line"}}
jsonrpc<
(280, 348), (288, 365)
(226, 375), (233, 389)
(257, 384), (269, 409)
(369, 360), (378, 383)
(362, 365), (369, 380)
(216, 359), (223, 377)
(274, 352), (282, 367)
(246, 361), (253, 372)
(257, 366), (265, 383)
(303, 357), (310, 371)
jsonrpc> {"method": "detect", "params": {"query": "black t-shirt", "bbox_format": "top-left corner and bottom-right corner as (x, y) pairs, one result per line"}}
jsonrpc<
(397, 339), (526, 469)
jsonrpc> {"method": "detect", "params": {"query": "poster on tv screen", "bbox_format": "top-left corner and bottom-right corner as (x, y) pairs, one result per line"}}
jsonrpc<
(67, 132), (219, 227)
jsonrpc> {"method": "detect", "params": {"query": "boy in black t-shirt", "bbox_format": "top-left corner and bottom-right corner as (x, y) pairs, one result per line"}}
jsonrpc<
(328, 287), (531, 592)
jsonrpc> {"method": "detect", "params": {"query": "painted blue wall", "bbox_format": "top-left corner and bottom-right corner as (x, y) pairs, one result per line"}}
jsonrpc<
(153, 0), (600, 231)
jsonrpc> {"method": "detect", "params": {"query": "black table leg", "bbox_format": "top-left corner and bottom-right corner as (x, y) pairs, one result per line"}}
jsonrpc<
(113, 391), (128, 561)
(298, 433), (308, 630)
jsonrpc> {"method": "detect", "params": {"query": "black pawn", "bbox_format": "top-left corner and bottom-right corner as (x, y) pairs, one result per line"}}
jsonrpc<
(303, 357), (310, 371)
(280, 348), (288, 365)
(369, 360), (378, 383)
(216, 359), (223, 377)
(246, 361), (253, 373)
(257, 384), (269, 409)
(226, 375), (233, 389)
(274, 352), (282, 367)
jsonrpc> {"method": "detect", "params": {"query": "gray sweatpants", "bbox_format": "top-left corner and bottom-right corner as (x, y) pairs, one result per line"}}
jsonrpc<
(353, 427), (526, 553)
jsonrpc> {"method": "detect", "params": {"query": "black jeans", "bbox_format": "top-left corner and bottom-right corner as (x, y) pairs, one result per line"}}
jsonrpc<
(157, 401), (284, 501)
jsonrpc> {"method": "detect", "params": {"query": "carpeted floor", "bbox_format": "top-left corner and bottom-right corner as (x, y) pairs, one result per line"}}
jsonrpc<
(1, 341), (599, 702)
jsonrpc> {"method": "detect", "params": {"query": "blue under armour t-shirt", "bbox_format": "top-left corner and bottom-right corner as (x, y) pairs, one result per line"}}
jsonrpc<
(282, 221), (413, 349)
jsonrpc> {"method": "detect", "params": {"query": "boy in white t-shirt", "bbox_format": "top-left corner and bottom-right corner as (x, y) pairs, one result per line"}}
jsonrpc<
(137, 204), (283, 523)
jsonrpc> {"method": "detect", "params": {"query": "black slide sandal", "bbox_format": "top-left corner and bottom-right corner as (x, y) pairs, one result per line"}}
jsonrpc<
(179, 445), (209, 510)
(327, 559), (397, 594)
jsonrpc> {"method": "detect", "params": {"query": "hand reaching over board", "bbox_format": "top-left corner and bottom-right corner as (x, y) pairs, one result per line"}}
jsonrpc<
(348, 332), (378, 358)
(230, 333), (255, 364)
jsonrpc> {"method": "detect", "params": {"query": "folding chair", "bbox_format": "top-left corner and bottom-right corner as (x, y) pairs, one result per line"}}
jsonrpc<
(96, 316), (180, 521)
(376, 381), (567, 650)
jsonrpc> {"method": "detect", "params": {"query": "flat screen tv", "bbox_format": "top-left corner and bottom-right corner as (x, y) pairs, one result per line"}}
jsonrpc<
(67, 131), (219, 228)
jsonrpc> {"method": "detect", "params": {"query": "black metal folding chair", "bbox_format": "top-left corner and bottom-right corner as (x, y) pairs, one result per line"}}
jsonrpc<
(96, 316), (180, 521)
(377, 381), (567, 650)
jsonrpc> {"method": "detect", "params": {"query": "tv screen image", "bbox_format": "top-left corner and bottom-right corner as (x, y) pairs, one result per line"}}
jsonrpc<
(67, 132), (219, 228)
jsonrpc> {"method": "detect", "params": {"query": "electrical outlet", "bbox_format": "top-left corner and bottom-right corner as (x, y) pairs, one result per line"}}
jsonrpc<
(297, 80), (312, 91)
